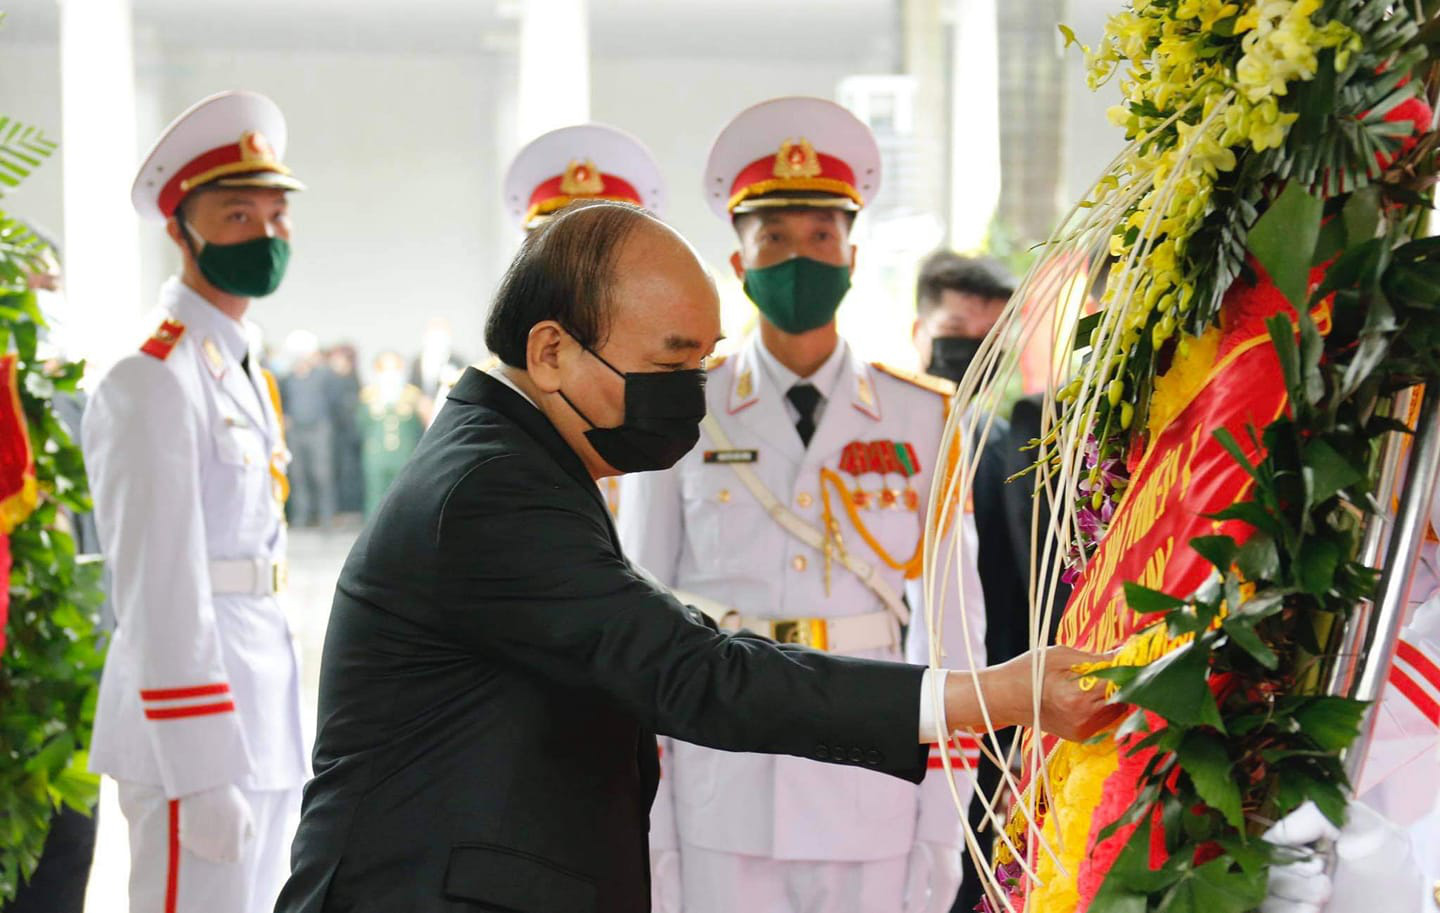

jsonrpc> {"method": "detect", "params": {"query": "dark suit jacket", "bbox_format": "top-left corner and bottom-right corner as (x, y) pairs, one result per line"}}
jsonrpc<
(1003, 396), (1071, 640)
(277, 368), (929, 913)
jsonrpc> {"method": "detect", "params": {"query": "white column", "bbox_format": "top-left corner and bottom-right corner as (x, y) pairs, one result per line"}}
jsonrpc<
(516, 0), (590, 144)
(58, 0), (141, 378)
(948, 0), (1002, 251)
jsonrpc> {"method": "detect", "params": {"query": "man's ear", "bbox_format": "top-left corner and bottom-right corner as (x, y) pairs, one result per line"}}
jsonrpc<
(729, 250), (745, 281)
(525, 321), (568, 394)
(848, 243), (858, 275)
(166, 217), (197, 267)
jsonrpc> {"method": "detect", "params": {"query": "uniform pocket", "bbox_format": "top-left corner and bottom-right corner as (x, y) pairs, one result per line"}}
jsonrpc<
(443, 843), (596, 913)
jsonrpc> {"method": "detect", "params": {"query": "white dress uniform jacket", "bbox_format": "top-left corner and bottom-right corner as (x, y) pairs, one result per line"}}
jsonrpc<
(619, 333), (987, 864)
(83, 277), (308, 799)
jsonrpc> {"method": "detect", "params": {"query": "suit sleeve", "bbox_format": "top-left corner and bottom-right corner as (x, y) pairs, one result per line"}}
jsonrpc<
(904, 406), (988, 849)
(83, 358), (253, 797)
(427, 455), (929, 782)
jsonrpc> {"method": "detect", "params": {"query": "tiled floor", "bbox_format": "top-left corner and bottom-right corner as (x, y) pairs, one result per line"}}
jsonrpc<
(83, 525), (358, 912)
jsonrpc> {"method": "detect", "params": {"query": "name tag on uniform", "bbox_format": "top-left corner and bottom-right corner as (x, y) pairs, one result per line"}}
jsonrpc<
(704, 449), (758, 464)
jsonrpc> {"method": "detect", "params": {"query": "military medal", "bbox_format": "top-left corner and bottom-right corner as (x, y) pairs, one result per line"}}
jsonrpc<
(837, 440), (922, 511)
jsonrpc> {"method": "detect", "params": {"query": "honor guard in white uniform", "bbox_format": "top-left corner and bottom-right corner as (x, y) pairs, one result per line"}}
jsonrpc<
(503, 122), (666, 516)
(619, 96), (986, 913)
(82, 91), (308, 913)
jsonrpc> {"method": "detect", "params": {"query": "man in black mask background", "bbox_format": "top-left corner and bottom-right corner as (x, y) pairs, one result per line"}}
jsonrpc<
(911, 252), (1015, 388)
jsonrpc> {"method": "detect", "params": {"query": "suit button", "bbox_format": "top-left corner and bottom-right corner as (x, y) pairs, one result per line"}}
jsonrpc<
(832, 745), (845, 758)
(849, 748), (864, 763)
(716, 488), (731, 504)
(865, 749), (881, 765)
(796, 492), (813, 508)
(792, 555), (808, 572)
(815, 745), (829, 760)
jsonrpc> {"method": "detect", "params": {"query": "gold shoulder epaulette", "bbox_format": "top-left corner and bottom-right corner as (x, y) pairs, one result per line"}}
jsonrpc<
(140, 318), (186, 361)
(871, 362), (955, 397)
(705, 353), (729, 371)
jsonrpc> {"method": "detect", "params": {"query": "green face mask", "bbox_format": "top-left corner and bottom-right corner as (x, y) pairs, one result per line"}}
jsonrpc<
(187, 226), (291, 298)
(742, 257), (852, 334)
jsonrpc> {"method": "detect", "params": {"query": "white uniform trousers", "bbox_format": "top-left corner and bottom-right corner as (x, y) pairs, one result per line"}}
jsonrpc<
(117, 781), (297, 913)
(678, 844), (908, 913)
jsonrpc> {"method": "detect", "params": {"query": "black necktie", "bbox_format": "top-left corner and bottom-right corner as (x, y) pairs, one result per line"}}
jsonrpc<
(787, 382), (822, 447)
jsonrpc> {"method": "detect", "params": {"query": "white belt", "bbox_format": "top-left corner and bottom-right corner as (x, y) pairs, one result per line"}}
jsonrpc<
(673, 589), (896, 653)
(209, 558), (287, 596)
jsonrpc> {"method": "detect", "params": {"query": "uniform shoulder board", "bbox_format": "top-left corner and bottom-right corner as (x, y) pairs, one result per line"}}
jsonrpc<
(140, 319), (186, 360)
(704, 353), (729, 371)
(871, 361), (955, 397)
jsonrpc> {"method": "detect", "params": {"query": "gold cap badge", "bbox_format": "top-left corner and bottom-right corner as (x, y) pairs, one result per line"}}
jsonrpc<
(773, 138), (821, 180)
(239, 131), (278, 165)
(560, 159), (605, 196)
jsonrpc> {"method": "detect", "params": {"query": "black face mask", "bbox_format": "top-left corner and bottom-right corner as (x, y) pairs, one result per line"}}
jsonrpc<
(928, 336), (984, 385)
(560, 345), (707, 473)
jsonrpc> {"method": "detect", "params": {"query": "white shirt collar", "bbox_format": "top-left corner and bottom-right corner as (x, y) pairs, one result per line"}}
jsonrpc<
(489, 365), (540, 409)
(753, 333), (849, 402)
(159, 276), (252, 364)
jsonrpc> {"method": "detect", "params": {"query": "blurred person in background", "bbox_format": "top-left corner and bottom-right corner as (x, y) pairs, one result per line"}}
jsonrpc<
(280, 329), (335, 528)
(325, 343), (363, 518)
(80, 90), (308, 913)
(410, 317), (467, 425)
(910, 252), (1027, 913)
(359, 350), (424, 517)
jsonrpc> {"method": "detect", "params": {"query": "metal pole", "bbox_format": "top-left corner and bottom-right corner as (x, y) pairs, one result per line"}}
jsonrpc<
(1339, 384), (1440, 786)
(1324, 387), (1415, 699)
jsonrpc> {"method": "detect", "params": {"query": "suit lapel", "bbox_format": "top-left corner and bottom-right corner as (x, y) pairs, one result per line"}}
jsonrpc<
(247, 358), (283, 452)
(805, 347), (883, 463)
(721, 338), (806, 464)
(197, 336), (268, 432)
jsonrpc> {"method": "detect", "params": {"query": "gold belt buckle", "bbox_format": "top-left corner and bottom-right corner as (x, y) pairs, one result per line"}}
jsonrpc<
(271, 560), (288, 595)
(770, 618), (829, 651)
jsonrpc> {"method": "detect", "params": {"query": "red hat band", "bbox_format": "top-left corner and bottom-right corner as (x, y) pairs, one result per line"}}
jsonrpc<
(525, 168), (643, 226)
(157, 131), (290, 217)
(728, 140), (861, 213)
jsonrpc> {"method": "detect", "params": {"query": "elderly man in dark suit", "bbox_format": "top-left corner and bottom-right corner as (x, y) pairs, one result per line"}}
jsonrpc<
(277, 202), (1116, 913)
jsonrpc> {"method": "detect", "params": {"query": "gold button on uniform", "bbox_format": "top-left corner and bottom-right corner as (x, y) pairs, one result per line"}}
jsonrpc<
(716, 489), (731, 504)
(791, 555), (807, 572)
(796, 492), (813, 508)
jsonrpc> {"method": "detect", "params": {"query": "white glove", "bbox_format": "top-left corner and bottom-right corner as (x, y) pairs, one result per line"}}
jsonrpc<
(903, 840), (963, 913)
(1261, 800), (1424, 913)
(650, 848), (681, 913)
(178, 783), (255, 864)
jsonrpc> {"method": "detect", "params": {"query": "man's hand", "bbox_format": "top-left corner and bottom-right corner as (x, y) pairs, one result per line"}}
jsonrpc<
(178, 783), (254, 864)
(1261, 800), (1424, 913)
(903, 841), (962, 913)
(943, 646), (1122, 740)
